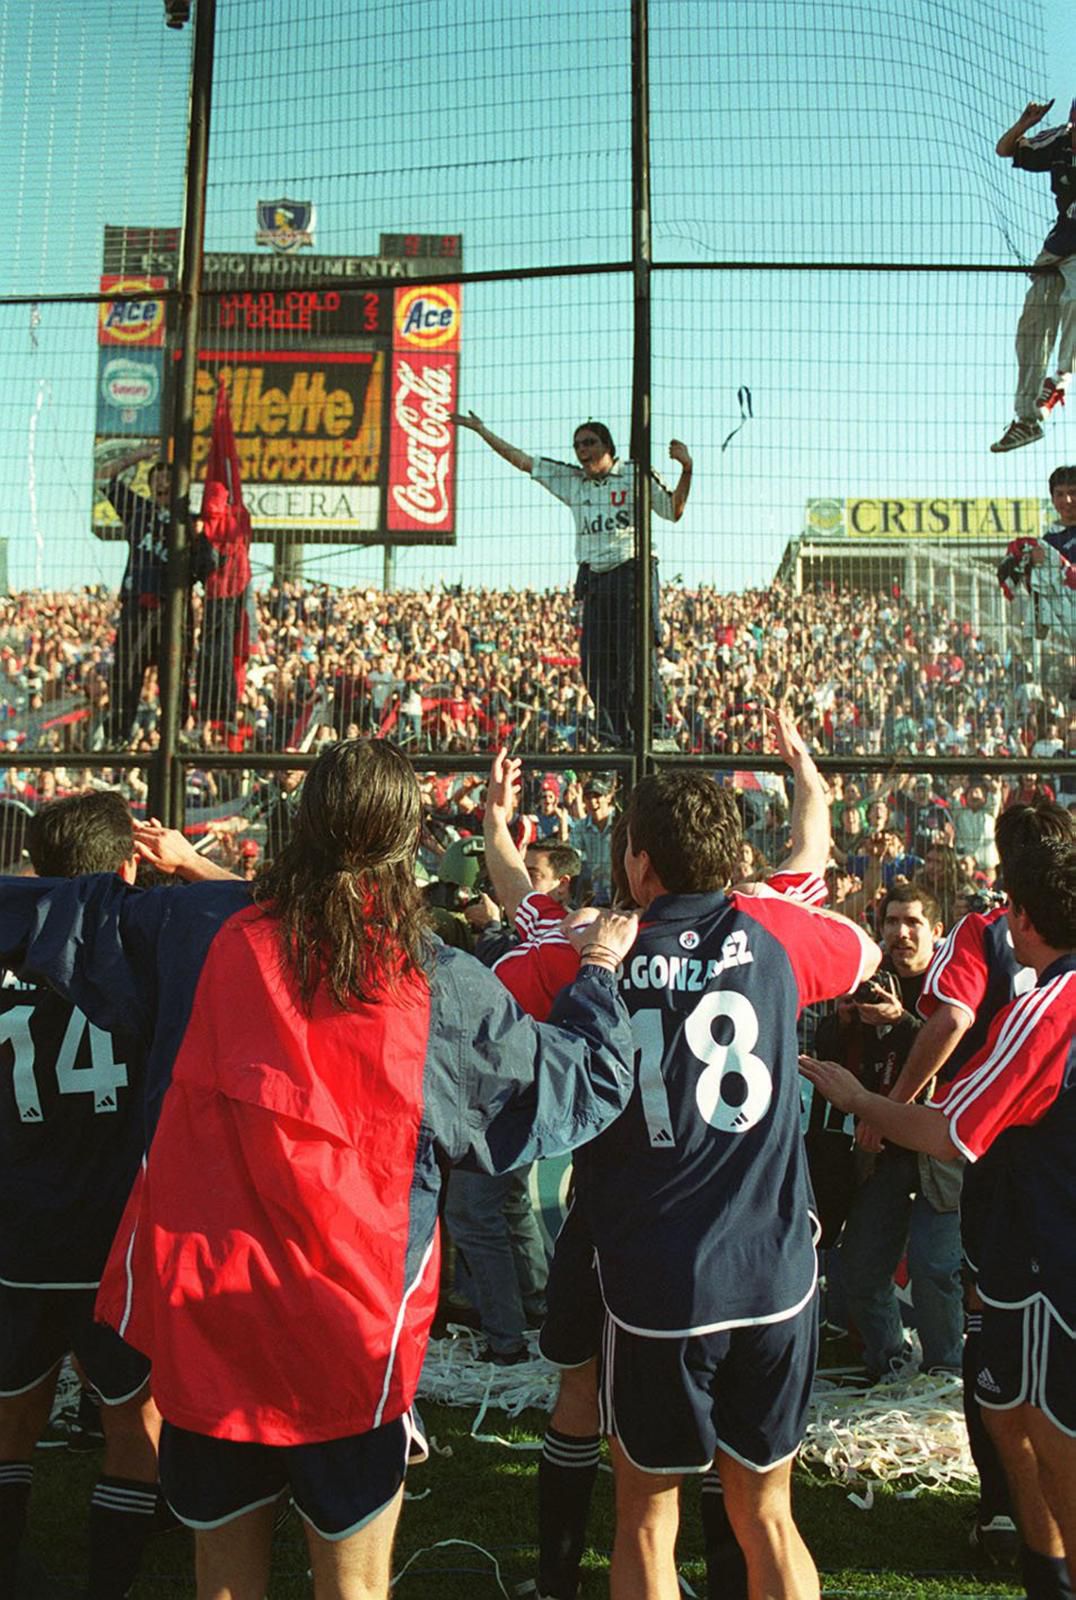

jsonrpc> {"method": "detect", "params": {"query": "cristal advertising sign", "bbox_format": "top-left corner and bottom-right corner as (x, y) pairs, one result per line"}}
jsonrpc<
(805, 496), (1043, 540)
(386, 284), (461, 537)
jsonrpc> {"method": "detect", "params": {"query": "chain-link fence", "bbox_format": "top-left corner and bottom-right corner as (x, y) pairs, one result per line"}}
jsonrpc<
(1, 0), (1073, 838)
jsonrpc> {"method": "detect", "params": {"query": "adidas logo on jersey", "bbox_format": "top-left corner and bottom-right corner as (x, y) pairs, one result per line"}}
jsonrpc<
(977, 1367), (1002, 1395)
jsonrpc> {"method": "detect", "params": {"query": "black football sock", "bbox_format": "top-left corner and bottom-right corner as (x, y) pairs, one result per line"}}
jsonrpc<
(85, 1475), (158, 1599)
(537, 1428), (601, 1600)
(0, 1460), (33, 1591)
(700, 1466), (748, 1600)
(1020, 1544), (1075, 1600)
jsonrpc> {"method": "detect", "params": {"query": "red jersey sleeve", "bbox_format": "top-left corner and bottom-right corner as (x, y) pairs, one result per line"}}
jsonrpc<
(733, 893), (875, 1009)
(493, 937), (580, 1023)
(765, 869), (828, 906)
(917, 911), (990, 1023)
(513, 890), (566, 944)
(934, 971), (1076, 1160)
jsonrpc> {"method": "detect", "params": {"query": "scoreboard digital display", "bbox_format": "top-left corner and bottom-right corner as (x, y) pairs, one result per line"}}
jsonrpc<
(201, 289), (392, 340)
(95, 231), (463, 546)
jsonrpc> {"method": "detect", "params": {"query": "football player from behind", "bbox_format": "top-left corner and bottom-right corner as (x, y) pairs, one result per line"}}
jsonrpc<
(0, 793), (157, 1599)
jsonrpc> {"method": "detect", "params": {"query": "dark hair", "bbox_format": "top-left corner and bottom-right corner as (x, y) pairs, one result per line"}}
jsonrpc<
(254, 739), (430, 1011)
(995, 800), (1076, 881)
(525, 841), (581, 884)
(574, 420), (616, 459)
(29, 792), (134, 878)
(881, 880), (942, 930)
(626, 772), (742, 894)
(609, 812), (631, 906)
(1048, 464), (1076, 493)
(1005, 836), (1076, 950)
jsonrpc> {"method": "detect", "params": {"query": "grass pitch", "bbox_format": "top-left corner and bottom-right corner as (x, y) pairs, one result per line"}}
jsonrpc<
(22, 1401), (1023, 1598)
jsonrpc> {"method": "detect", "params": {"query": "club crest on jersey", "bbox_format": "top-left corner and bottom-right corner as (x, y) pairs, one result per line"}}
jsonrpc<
(679, 929), (700, 949)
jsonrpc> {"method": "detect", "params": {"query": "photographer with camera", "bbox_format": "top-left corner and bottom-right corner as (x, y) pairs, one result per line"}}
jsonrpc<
(815, 885), (962, 1381)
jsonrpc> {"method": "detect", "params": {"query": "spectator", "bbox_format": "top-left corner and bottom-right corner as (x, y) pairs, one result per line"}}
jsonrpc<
(569, 778), (618, 905)
(819, 885), (963, 1381)
(952, 776), (1003, 880)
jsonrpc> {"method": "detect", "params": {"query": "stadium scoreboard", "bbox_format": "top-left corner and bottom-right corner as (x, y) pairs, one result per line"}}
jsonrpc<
(94, 227), (463, 546)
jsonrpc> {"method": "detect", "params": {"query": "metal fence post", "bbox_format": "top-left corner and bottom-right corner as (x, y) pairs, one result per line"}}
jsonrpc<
(149, 0), (217, 825)
(630, 0), (652, 786)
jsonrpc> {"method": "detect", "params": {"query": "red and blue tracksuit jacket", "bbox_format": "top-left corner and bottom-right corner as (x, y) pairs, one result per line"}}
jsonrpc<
(0, 875), (633, 1444)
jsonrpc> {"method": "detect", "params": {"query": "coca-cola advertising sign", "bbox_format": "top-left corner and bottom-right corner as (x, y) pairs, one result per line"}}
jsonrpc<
(387, 284), (460, 539)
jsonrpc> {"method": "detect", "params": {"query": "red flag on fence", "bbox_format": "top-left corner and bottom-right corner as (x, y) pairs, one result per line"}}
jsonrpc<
(196, 382), (257, 719)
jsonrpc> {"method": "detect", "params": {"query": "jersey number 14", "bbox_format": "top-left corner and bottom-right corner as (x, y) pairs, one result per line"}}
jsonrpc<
(0, 1005), (128, 1121)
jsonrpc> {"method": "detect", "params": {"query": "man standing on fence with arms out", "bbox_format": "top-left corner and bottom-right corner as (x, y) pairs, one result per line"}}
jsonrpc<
(991, 97), (1076, 453)
(450, 412), (692, 745)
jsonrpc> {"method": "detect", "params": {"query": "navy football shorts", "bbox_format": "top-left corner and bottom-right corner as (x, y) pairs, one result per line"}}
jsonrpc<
(538, 1203), (603, 1369)
(598, 1298), (818, 1473)
(976, 1298), (1076, 1436)
(0, 1284), (150, 1405)
(159, 1412), (418, 1540)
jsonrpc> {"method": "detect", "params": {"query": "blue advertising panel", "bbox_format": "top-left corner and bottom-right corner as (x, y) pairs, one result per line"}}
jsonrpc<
(96, 348), (164, 436)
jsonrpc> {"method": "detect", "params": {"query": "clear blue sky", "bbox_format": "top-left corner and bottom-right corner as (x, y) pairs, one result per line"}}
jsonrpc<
(1, 0), (1073, 595)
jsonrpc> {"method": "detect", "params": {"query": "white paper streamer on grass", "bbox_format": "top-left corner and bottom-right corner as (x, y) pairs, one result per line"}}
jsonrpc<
(801, 1367), (975, 1494)
(391, 1537), (511, 1596)
(419, 1336), (976, 1493)
(420, 1327), (559, 1435)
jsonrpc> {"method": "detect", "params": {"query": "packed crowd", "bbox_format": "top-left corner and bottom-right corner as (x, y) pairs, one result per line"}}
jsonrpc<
(2, 737), (1074, 1600)
(0, 576), (1073, 764)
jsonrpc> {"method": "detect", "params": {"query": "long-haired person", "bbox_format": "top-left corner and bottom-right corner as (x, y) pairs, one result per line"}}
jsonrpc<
(0, 739), (637, 1600)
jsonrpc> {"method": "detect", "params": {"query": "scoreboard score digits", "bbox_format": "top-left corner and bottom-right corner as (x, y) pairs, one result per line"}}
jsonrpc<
(203, 289), (392, 340)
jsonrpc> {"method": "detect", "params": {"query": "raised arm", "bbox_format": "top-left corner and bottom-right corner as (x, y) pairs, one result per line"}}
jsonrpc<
(95, 443), (158, 482)
(996, 98), (1054, 157)
(450, 411), (533, 474)
(770, 707), (829, 875)
(885, 1000), (972, 1106)
(433, 908), (638, 1172)
(482, 750), (532, 925)
(799, 1055), (959, 1161)
(132, 819), (242, 883)
(667, 439), (693, 520)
